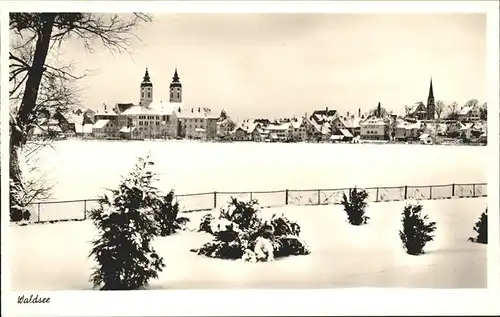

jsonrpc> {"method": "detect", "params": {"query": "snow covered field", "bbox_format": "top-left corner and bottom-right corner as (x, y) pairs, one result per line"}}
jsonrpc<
(29, 140), (487, 201)
(10, 198), (487, 290)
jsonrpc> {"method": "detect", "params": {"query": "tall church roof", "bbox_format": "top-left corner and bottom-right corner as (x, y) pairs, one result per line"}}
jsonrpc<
(141, 68), (152, 87)
(428, 78), (434, 100)
(170, 68), (182, 88)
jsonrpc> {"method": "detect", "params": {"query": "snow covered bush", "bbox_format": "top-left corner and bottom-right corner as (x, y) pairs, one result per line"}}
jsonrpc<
(154, 191), (190, 237)
(10, 179), (31, 222)
(191, 197), (310, 262)
(469, 208), (487, 244)
(399, 203), (437, 255)
(341, 187), (370, 225)
(198, 214), (215, 234)
(89, 156), (165, 290)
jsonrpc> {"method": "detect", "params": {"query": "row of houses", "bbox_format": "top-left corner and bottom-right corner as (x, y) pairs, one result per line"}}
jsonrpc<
(229, 103), (487, 144)
(230, 108), (361, 143)
(30, 72), (486, 144)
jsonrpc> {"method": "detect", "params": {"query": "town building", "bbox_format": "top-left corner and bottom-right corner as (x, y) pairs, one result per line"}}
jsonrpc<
(232, 127), (249, 141)
(217, 118), (236, 138)
(266, 122), (291, 142)
(394, 119), (420, 141)
(93, 119), (118, 139)
(457, 105), (481, 122)
(360, 102), (391, 140)
(176, 106), (219, 140)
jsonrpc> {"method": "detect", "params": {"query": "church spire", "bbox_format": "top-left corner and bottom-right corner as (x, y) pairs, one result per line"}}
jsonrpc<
(428, 77), (434, 100)
(172, 68), (180, 83)
(142, 68), (151, 83)
(426, 77), (435, 120)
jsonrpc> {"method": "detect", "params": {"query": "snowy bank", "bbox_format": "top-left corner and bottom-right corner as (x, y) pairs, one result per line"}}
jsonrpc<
(9, 198), (486, 290)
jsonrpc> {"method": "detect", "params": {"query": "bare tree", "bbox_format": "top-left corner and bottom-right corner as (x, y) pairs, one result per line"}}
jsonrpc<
(479, 102), (487, 121)
(368, 105), (390, 118)
(446, 101), (459, 121)
(464, 98), (479, 109)
(404, 105), (412, 117)
(9, 13), (152, 221)
(435, 100), (445, 119)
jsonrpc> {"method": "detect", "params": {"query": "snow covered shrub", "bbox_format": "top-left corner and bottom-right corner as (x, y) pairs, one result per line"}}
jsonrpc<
(198, 214), (215, 234)
(469, 208), (487, 244)
(219, 198), (262, 231)
(399, 203), (437, 255)
(154, 191), (190, 236)
(341, 187), (370, 225)
(89, 156), (165, 290)
(191, 197), (310, 262)
(10, 179), (30, 222)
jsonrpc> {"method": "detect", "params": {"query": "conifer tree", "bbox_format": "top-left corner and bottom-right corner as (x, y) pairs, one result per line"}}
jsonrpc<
(399, 203), (437, 255)
(341, 187), (370, 225)
(469, 208), (487, 244)
(89, 156), (165, 290)
(154, 191), (190, 236)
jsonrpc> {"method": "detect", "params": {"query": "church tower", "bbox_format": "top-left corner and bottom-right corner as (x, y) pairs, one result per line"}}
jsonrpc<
(426, 78), (435, 120)
(169, 68), (182, 103)
(140, 68), (153, 107)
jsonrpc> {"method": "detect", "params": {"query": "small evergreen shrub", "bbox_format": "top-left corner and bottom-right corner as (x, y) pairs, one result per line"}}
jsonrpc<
(341, 187), (370, 225)
(198, 214), (216, 234)
(154, 191), (190, 236)
(191, 197), (310, 262)
(89, 156), (165, 290)
(469, 208), (487, 244)
(399, 203), (437, 255)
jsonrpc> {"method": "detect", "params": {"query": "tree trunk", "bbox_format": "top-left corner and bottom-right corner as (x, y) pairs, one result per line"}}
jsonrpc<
(10, 14), (56, 220)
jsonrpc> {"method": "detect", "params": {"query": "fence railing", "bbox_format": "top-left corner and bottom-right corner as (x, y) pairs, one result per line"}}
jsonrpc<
(23, 182), (487, 224)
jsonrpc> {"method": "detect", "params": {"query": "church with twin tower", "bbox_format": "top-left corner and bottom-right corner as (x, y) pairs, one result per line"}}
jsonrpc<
(139, 67), (182, 107)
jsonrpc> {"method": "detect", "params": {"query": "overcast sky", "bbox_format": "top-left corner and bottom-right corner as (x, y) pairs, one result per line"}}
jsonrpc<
(56, 13), (486, 120)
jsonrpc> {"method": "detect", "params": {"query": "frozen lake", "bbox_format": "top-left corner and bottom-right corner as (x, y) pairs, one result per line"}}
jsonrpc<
(28, 140), (487, 201)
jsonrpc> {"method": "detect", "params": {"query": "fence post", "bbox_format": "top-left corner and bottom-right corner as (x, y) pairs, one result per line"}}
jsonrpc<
(213, 191), (217, 208)
(472, 184), (476, 197)
(317, 189), (321, 205)
(37, 203), (41, 223)
(404, 185), (408, 200)
(83, 200), (87, 220)
(285, 189), (289, 205)
(452, 183), (455, 197)
(376, 187), (379, 202)
(250, 192), (253, 201)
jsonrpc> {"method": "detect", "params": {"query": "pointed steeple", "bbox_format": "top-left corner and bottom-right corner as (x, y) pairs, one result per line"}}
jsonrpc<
(426, 77), (436, 120)
(141, 68), (152, 87)
(144, 68), (150, 82)
(428, 77), (434, 100)
(172, 68), (180, 82)
(377, 102), (381, 118)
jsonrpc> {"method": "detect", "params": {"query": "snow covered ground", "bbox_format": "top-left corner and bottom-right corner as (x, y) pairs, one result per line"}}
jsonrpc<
(28, 140), (487, 201)
(10, 198), (487, 290)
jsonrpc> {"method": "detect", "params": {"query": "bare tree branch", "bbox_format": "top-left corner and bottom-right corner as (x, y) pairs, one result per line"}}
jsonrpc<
(435, 100), (445, 119)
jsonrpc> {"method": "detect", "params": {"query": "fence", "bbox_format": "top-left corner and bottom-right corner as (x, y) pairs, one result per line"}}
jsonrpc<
(23, 182), (487, 224)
